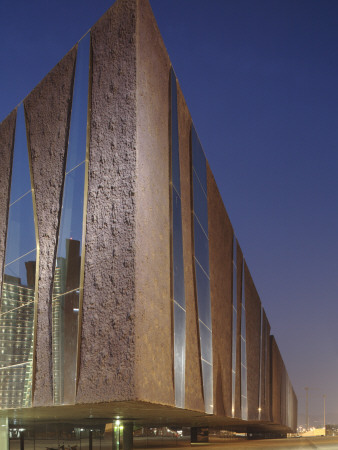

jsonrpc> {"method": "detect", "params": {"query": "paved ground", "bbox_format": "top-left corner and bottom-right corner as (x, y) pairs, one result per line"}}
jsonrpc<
(190, 437), (338, 449)
(10, 436), (338, 449)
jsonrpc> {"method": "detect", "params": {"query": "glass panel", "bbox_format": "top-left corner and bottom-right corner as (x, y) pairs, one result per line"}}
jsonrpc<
(241, 308), (246, 340)
(193, 217), (209, 275)
(195, 262), (211, 329)
(199, 321), (212, 364)
(52, 290), (80, 405)
(241, 261), (246, 309)
(193, 170), (208, 234)
(232, 307), (237, 370)
(9, 105), (31, 204)
(171, 68), (186, 410)
(232, 236), (237, 417)
(0, 417), (8, 450)
(0, 302), (34, 365)
(241, 392), (248, 421)
(241, 336), (246, 365)
(66, 32), (90, 172)
(5, 192), (36, 266)
(258, 307), (263, 418)
(57, 164), (85, 261)
(172, 190), (185, 308)
(174, 303), (185, 409)
(191, 125), (207, 192)
(4, 252), (36, 288)
(0, 102), (36, 410)
(201, 360), (213, 415)
(232, 237), (237, 304)
(192, 121), (212, 415)
(170, 68), (180, 195)
(0, 363), (33, 409)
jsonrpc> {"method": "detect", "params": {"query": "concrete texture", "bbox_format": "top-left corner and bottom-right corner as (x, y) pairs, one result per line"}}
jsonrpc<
(77, 0), (137, 403)
(207, 165), (233, 417)
(24, 47), (77, 406)
(244, 263), (261, 420)
(134, 0), (174, 406)
(0, 111), (16, 296)
(177, 83), (204, 412)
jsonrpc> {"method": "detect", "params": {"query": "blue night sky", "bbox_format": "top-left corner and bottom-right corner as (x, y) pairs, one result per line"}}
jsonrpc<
(1, 0), (338, 427)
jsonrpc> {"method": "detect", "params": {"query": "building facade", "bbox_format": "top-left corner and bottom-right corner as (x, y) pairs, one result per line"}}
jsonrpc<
(0, 0), (297, 448)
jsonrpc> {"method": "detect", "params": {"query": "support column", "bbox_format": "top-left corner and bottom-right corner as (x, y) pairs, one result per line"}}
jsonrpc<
(122, 423), (133, 450)
(0, 417), (8, 450)
(89, 430), (93, 450)
(20, 432), (24, 450)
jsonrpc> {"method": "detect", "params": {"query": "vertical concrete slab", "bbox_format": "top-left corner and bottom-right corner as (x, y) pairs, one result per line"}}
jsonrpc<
(177, 85), (204, 412)
(207, 166), (233, 417)
(134, 0), (174, 406)
(0, 111), (16, 293)
(24, 48), (76, 406)
(77, 0), (137, 403)
(244, 263), (261, 420)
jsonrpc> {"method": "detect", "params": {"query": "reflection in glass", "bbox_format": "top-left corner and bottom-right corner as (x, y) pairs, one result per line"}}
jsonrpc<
(193, 170), (208, 234)
(171, 68), (181, 195)
(56, 165), (85, 262)
(199, 322), (212, 364)
(201, 360), (213, 415)
(8, 106), (31, 204)
(52, 290), (80, 405)
(191, 126), (207, 192)
(258, 307), (263, 420)
(170, 68), (186, 409)
(0, 103), (37, 409)
(5, 192), (36, 266)
(240, 262), (248, 420)
(191, 124), (213, 414)
(195, 263), (211, 329)
(193, 217), (209, 275)
(52, 33), (90, 405)
(174, 303), (185, 409)
(66, 32), (91, 172)
(231, 236), (237, 418)
(172, 190), (185, 308)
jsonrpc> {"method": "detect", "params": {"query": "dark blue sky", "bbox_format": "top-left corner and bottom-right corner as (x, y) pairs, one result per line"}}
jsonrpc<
(1, 0), (338, 427)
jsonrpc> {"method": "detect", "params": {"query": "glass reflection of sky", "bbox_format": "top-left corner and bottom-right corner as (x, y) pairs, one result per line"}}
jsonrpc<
(9, 106), (31, 204)
(192, 123), (213, 415)
(4, 103), (36, 287)
(171, 68), (186, 410)
(0, 102), (36, 409)
(66, 32), (90, 172)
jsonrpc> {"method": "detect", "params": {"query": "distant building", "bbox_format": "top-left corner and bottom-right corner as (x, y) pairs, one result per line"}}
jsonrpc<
(0, 0), (297, 448)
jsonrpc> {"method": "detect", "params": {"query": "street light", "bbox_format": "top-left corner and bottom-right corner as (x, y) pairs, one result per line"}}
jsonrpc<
(323, 395), (326, 434)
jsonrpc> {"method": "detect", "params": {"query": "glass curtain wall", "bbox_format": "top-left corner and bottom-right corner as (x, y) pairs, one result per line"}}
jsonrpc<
(231, 236), (237, 418)
(0, 104), (37, 409)
(240, 262), (248, 420)
(258, 307), (263, 420)
(191, 126), (213, 414)
(52, 32), (91, 405)
(170, 68), (186, 409)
